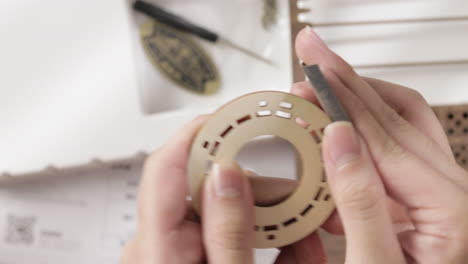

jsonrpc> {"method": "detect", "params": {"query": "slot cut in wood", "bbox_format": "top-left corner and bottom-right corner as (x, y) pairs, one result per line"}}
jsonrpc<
(210, 141), (220, 156)
(237, 115), (252, 124)
(220, 125), (233, 138)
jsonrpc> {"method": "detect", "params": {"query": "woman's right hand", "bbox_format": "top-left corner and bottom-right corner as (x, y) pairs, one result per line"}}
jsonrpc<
(293, 27), (468, 263)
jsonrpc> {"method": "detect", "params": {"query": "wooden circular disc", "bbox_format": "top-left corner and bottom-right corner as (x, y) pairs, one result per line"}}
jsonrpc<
(187, 91), (334, 248)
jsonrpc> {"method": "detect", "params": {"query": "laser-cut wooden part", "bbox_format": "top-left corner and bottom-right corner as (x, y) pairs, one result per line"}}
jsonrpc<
(434, 105), (468, 138)
(279, 101), (293, 109)
(321, 169), (327, 182)
(310, 130), (322, 144)
(264, 225), (279, 231)
(300, 204), (314, 216)
(295, 117), (309, 129)
(220, 125), (234, 138)
(249, 176), (298, 207)
(275, 110), (292, 119)
(187, 91), (334, 248)
(257, 110), (272, 117)
(314, 186), (324, 201)
(433, 104), (468, 170)
(237, 114), (252, 124)
(204, 160), (213, 175)
(209, 141), (220, 156)
(283, 217), (298, 226)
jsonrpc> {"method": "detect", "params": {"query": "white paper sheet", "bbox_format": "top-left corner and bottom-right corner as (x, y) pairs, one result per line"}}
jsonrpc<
(0, 159), (279, 264)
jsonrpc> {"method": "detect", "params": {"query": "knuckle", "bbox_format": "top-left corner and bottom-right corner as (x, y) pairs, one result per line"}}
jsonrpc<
(449, 195), (468, 229)
(406, 88), (428, 106)
(378, 136), (409, 164)
(384, 105), (410, 128)
(337, 180), (382, 221)
(349, 99), (370, 123)
(209, 223), (249, 252)
(335, 55), (356, 77)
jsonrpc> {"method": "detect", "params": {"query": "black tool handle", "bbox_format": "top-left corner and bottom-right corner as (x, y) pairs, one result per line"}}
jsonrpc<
(134, 0), (219, 43)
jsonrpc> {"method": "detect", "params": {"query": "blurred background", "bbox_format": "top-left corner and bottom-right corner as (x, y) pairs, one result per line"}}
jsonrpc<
(0, 0), (467, 263)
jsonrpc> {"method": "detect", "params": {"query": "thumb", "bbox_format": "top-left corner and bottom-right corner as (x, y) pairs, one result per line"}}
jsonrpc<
(323, 122), (405, 263)
(202, 162), (255, 264)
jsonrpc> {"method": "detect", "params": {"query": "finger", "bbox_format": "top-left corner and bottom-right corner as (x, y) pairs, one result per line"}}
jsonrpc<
(292, 82), (410, 235)
(138, 115), (208, 231)
(200, 161), (300, 220)
(291, 82), (409, 234)
(292, 78), (450, 157)
(398, 230), (448, 264)
(291, 77), (442, 228)
(295, 27), (468, 201)
(323, 122), (405, 263)
(202, 162), (255, 264)
(331, 70), (459, 208)
(291, 81), (320, 107)
(290, 232), (326, 264)
(321, 197), (413, 235)
(290, 82), (346, 234)
(121, 239), (139, 264)
(295, 27), (468, 192)
(363, 77), (453, 157)
(185, 200), (201, 222)
(386, 198), (414, 234)
(274, 232), (326, 264)
(247, 174), (298, 206)
(273, 246), (295, 264)
(320, 211), (344, 234)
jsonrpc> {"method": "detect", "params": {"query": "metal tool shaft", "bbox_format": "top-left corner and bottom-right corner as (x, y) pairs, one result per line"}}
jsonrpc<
(303, 64), (350, 122)
(218, 38), (273, 65)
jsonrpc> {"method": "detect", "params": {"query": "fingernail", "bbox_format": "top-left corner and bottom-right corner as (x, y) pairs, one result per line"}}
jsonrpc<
(304, 26), (327, 48)
(324, 122), (361, 170)
(210, 162), (244, 198)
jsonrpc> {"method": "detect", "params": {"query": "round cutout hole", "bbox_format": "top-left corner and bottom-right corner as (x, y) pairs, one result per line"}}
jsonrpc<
(235, 135), (300, 207)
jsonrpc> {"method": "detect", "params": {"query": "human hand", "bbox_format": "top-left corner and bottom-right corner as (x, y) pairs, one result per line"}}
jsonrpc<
(120, 116), (254, 264)
(292, 27), (468, 263)
(120, 116), (327, 264)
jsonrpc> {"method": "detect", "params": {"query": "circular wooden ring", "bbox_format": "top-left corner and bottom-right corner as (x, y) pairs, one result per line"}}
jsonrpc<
(188, 91), (334, 248)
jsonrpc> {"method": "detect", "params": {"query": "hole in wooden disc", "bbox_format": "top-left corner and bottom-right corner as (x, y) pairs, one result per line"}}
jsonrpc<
(235, 135), (300, 207)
